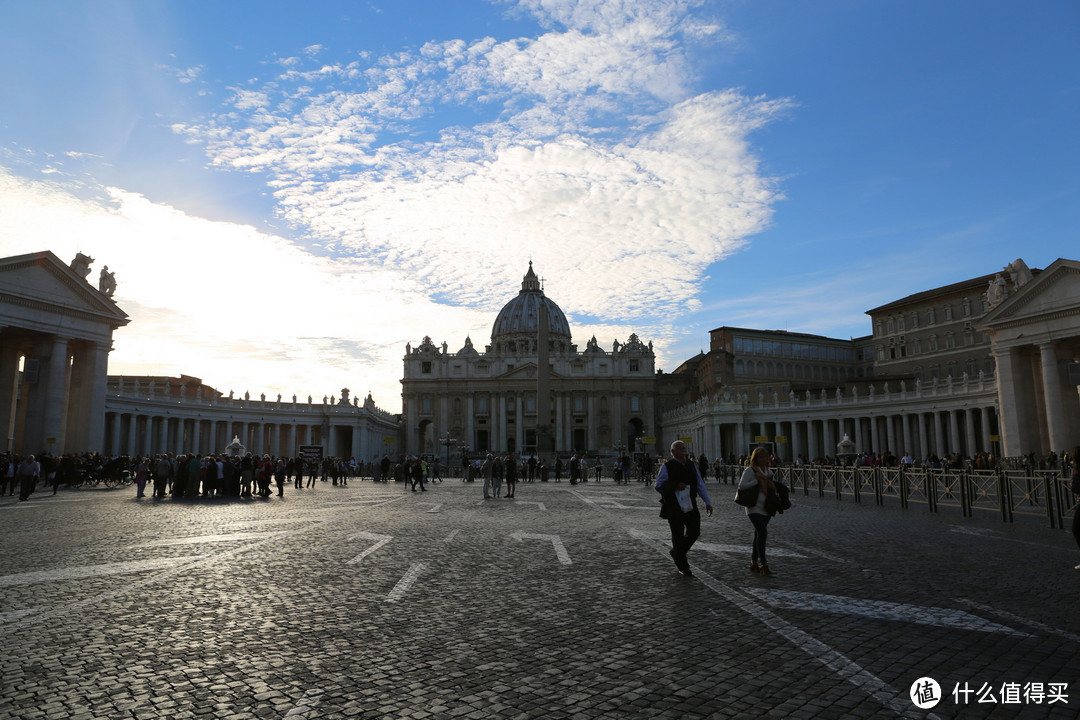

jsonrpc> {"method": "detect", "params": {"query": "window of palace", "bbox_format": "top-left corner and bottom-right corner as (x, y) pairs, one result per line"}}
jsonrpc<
(525, 394), (536, 412)
(629, 359), (640, 372)
(630, 396), (640, 412)
(421, 397), (431, 414)
(453, 364), (463, 376)
(573, 396), (585, 413)
(927, 308), (936, 324)
(910, 311), (919, 328)
(422, 361), (432, 374)
(476, 396), (489, 414)
(943, 304), (953, 321)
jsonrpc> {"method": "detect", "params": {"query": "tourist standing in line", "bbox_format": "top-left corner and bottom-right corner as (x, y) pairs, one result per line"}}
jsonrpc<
(738, 447), (777, 576)
(655, 441), (713, 578)
(134, 456), (150, 498)
(17, 454), (40, 501)
(275, 458), (286, 497)
(481, 454), (494, 499)
(2, 454), (14, 496)
(505, 454), (517, 498)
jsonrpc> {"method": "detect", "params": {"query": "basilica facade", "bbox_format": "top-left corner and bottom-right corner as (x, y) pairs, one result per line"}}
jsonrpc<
(401, 264), (658, 459)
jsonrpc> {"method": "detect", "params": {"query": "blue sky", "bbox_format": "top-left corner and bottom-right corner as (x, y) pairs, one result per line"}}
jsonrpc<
(1, 0), (1077, 408)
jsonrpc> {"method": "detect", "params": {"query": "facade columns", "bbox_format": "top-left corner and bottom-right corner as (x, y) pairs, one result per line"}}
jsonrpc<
(992, 347), (1027, 457)
(1038, 341), (1069, 453)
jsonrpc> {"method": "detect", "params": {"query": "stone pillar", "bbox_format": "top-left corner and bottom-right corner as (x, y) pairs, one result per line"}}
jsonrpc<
(493, 392), (503, 452)
(1038, 341), (1069, 453)
(126, 414), (137, 456)
(916, 412), (927, 460)
(991, 347), (1029, 457)
(869, 416), (880, 455)
(288, 424), (297, 457)
(885, 414), (897, 455)
(933, 411), (946, 458)
(964, 408), (978, 457)
(38, 336), (70, 455)
(901, 414), (912, 457)
(466, 397), (475, 452)
(0, 339), (21, 453)
(110, 412), (122, 455)
(948, 409), (961, 459)
(824, 419), (836, 460)
(806, 420), (818, 462)
(978, 407), (992, 457)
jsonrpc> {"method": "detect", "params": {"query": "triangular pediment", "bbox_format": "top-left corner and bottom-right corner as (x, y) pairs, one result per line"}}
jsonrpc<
(979, 258), (1080, 329)
(0, 250), (129, 328)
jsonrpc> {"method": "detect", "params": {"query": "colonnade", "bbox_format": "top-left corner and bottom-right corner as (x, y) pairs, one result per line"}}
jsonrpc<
(667, 376), (1002, 463)
(103, 394), (400, 461)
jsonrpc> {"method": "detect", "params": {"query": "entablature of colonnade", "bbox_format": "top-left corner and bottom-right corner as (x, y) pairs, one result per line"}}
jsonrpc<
(662, 373), (1000, 425)
(0, 251), (129, 340)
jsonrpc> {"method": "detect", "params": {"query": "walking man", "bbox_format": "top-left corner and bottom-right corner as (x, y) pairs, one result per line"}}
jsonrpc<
(655, 440), (713, 578)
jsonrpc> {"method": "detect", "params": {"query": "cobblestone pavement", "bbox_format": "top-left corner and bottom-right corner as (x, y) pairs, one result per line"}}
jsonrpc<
(1, 476), (1078, 720)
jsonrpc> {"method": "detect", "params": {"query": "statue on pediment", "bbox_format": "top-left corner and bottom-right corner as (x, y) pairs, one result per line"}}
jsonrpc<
(70, 252), (94, 278)
(98, 266), (116, 297)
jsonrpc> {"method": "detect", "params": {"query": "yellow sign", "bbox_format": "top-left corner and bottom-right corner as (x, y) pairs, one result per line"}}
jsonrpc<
(774, 436), (787, 443)
(383, 437), (397, 445)
(989, 435), (1000, 442)
(641, 436), (656, 444)
(754, 436), (769, 443)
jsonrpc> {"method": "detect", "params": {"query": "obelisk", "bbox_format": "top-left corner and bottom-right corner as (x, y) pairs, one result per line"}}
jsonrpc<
(536, 301), (553, 460)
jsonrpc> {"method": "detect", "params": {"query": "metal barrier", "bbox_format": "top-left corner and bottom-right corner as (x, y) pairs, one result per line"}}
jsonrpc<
(722, 464), (1076, 530)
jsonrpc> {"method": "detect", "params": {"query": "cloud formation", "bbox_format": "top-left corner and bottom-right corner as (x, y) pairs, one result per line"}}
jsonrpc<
(177, 0), (788, 326)
(2, 0), (791, 409)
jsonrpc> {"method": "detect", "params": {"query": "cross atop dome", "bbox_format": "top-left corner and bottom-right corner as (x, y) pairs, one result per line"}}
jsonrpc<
(521, 261), (542, 293)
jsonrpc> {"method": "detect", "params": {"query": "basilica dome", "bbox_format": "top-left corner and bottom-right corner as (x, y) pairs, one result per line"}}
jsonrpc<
(491, 263), (572, 344)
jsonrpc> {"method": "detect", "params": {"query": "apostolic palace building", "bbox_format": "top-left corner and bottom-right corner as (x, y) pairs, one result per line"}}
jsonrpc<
(0, 250), (1077, 465)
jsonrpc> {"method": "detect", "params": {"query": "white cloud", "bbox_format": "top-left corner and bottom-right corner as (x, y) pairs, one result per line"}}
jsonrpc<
(0, 169), (490, 409)
(1, 0), (790, 414)
(177, 0), (786, 332)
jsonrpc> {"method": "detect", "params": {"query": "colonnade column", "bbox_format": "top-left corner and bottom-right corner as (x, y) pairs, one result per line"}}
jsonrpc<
(885, 414), (897, 455)
(964, 408), (978, 457)
(898, 410), (907, 455)
(917, 413), (927, 460)
(991, 347), (1026, 457)
(39, 336), (70, 455)
(933, 412), (945, 458)
(806, 421), (818, 462)
(948, 410), (961, 459)
(1039, 341), (1069, 453)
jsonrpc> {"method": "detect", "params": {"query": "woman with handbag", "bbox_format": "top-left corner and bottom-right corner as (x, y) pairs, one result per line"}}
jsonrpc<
(738, 447), (777, 576)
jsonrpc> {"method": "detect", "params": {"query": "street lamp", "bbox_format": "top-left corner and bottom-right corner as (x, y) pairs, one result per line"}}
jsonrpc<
(441, 432), (457, 466)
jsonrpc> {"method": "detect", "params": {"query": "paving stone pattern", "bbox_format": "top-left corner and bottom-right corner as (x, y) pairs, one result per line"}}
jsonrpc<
(1, 477), (1078, 719)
